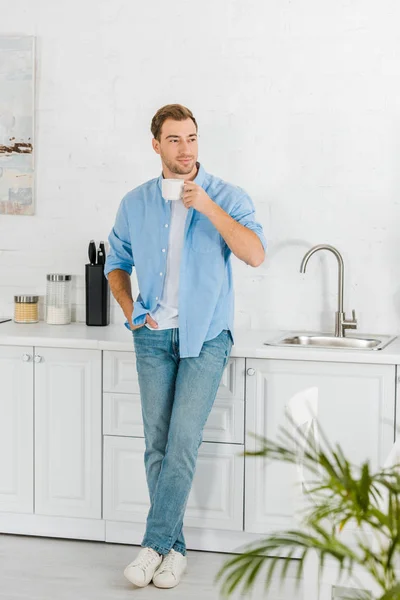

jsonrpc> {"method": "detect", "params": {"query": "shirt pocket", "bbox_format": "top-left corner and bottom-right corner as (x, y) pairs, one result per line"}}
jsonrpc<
(191, 216), (223, 254)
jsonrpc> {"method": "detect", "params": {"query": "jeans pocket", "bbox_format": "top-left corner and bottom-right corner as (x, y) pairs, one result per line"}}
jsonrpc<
(132, 325), (145, 334)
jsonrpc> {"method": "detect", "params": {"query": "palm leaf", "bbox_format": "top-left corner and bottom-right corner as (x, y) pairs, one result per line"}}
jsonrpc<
(379, 582), (400, 599)
(218, 416), (400, 598)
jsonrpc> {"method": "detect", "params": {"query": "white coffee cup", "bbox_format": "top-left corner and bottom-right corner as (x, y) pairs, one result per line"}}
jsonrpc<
(162, 178), (184, 201)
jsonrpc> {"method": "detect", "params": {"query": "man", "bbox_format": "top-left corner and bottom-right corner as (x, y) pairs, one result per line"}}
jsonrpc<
(104, 104), (266, 589)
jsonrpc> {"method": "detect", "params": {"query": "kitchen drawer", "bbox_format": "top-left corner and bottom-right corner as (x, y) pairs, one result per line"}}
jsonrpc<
(103, 393), (144, 438)
(103, 351), (139, 394)
(103, 436), (244, 531)
(103, 351), (245, 402)
(103, 391), (244, 444)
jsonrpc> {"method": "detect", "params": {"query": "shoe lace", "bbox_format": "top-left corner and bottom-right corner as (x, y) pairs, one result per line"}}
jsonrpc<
(136, 548), (160, 570)
(159, 550), (178, 573)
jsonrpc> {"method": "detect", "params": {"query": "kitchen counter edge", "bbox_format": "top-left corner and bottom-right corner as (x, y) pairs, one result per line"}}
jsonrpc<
(1, 322), (400, 365)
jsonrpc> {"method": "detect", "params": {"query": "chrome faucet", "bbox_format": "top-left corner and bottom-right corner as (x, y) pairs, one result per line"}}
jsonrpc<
(300, 244), (357, 337)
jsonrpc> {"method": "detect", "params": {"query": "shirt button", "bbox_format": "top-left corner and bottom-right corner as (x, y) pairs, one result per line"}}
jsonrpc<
(159, 272), (163, 276)
(162, 248), (166, 252)
(165, 224), (168, 228)
(155, 296), (159, 300)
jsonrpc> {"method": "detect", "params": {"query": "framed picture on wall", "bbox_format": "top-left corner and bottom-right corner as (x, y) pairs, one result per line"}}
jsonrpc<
(0, 35), (35, 216)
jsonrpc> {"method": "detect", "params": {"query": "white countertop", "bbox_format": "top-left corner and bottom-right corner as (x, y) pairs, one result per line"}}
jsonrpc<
(1, 320), (400, 364)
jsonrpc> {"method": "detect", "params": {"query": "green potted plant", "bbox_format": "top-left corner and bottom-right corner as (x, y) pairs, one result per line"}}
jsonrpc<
(216, 419), (400, 600)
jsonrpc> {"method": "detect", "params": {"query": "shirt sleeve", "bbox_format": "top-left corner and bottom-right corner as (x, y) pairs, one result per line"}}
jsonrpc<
(104, 197), (134, 279)
(230, 192), (267, 252)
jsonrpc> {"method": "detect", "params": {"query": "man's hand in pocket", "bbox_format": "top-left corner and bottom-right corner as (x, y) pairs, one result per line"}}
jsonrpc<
(130, 314), (158, 330)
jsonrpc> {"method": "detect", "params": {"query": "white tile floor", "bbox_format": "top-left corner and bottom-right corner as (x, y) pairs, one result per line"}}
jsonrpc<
(0, 534), (303, 599)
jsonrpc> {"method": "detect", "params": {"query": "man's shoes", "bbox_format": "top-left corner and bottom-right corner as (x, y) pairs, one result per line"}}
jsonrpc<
(124, 547), (163, 587)
(152, 548), (187, 588)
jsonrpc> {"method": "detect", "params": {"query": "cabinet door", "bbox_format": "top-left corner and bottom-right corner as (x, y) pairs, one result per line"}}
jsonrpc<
(0, 346), (33, 513)
(34, 347), (102, 519)
(245, 359), (395, 534)
(103, 436), (244, 531)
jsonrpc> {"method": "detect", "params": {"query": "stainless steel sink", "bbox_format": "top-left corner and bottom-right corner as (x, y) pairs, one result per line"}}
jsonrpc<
(273, 244), (397, 351)
(266, 333), (397, 351)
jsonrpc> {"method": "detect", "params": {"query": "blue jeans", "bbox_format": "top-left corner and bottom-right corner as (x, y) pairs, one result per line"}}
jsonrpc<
(132, 327), (233, 556)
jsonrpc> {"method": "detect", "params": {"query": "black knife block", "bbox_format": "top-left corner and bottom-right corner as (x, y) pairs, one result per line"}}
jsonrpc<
(85, 264), (110, 326)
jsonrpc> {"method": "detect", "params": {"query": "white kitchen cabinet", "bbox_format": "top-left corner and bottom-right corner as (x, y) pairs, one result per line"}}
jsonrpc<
(1, 322), (399, 553)
(244, 359), (396, 534)
(103, 435), (244, 531)
(102, 352), (246, 537)
(0, 346), (34, 513)
(34, 347), (102, 519)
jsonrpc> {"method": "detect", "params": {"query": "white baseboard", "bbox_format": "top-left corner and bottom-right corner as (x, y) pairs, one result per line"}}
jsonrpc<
(0, 512), (285, 557)
(105, 520), (266, 554)
(0, 512), (105, 541)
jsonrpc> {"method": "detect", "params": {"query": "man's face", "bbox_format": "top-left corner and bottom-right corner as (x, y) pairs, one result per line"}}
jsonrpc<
(152, 118), (198, 176)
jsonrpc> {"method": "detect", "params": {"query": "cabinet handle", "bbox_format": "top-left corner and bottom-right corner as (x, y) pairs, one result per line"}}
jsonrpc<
(34, 355), (43, 363)
(247, 368), (255, 376)
(22, 353), (32, 362)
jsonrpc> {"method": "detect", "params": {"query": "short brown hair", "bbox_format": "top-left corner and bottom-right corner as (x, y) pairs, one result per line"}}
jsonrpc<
(151, 104), (198, 141)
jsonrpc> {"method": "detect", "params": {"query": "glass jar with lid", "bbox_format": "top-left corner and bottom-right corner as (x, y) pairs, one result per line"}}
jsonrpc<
(14, 295), (39, 323)
(45, 274), (72, 325)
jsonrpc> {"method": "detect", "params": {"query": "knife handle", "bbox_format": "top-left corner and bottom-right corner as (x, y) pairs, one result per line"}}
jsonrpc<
(88, 240), (97, 265)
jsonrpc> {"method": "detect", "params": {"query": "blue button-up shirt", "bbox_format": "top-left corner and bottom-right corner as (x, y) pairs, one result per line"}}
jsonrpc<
(104, 163), (267, 358)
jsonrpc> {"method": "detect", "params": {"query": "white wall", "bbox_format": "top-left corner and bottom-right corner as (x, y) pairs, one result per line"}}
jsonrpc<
(0, 0), (399, 335)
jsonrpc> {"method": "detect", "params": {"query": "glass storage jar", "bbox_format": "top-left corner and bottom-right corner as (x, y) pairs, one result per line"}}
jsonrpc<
(14, 295), (39, 323)
(46, 274), (72, 325)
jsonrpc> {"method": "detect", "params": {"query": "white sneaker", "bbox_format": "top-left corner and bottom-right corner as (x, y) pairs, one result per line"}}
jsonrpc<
(123, 547), (162, 587)
(152, 548), (187, 589)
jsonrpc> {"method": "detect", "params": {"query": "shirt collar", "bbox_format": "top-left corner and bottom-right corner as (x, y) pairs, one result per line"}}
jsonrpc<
(157, 162), (207, 192)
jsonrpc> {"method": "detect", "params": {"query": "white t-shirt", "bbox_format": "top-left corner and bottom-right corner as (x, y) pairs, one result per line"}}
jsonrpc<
(146, 198), (188, 330)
